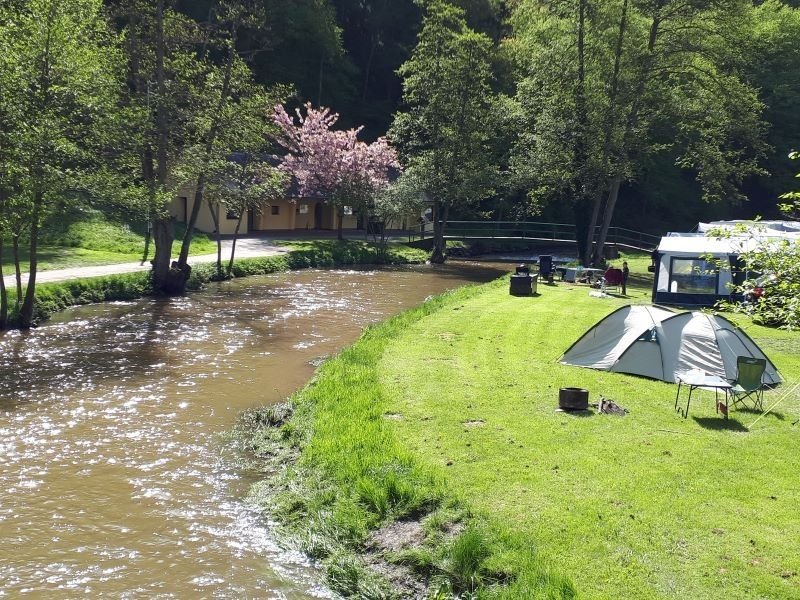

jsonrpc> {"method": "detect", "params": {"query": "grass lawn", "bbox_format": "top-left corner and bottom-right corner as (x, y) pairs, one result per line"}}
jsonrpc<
(2, 223), (217, 274)
(377, 258), (800, 598)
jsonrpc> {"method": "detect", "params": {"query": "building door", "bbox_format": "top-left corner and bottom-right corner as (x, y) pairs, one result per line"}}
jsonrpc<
(314, 202), (322, 229)
(247, 206), (256, 231)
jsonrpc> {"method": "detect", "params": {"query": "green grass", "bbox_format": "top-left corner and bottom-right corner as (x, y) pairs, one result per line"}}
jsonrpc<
(244, 281), (578, 597)
(2, 217), (216, 274)
(377, 262), (800, 598)
(245, 254), (800, 597)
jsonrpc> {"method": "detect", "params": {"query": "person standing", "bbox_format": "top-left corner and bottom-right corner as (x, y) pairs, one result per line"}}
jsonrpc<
(622, 261), (630, 296)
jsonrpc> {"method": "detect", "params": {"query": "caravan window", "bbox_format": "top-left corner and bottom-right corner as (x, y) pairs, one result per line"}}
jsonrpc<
(669, 257), (718, 294)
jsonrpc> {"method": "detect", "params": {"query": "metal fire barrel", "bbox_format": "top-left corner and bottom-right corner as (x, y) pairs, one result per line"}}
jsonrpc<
(510, 273), (532, 296)
(559, 387), (589, 410)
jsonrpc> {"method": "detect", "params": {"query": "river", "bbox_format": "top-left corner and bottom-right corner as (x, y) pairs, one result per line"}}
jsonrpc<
(0, 263), (508, 598)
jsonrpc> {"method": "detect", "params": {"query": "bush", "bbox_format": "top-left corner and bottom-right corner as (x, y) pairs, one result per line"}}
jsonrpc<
(12, 272), (153, 325)
(719, 236), (800, 330)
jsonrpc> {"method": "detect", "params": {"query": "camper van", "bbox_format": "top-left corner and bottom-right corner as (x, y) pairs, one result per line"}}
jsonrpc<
(651, 221), (800, 307)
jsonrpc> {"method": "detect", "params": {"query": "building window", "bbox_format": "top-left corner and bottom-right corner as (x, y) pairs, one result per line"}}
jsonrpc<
(271, 205), (280, 215)
(343, 206), (353, 215)
(226, 209), (239, 220)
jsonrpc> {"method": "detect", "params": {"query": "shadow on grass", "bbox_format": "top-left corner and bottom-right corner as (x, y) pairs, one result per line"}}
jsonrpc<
(731, 406), (789, 421)
(692, 417), (749, 432)
(557, 409), (595, 418)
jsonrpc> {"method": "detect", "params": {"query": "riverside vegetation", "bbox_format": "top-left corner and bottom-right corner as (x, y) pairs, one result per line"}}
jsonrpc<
(239, 255), (800, 598)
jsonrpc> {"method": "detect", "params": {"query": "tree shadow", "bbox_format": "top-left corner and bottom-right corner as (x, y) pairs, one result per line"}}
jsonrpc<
(692, 417), (749, 432)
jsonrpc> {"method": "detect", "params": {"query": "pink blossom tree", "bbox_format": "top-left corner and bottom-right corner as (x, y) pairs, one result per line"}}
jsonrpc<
(272, 102), (400, 239)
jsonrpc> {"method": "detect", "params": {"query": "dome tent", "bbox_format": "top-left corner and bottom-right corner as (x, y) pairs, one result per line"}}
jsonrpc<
(560, 305), (782, 385)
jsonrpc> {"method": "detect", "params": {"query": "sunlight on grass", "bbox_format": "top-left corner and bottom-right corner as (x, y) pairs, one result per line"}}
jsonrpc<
(2, 223), (217, 274)
(378, 262), (800, 599)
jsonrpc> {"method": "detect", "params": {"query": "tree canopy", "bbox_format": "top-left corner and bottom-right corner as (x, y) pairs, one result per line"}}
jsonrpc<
(2, 0), (800, 324)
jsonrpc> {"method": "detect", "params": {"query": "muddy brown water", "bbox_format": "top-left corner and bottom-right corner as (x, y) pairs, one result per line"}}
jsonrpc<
(0, 263), (508, 598)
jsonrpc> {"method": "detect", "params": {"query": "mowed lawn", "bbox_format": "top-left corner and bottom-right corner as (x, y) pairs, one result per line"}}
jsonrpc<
(378, 264), (800, 598)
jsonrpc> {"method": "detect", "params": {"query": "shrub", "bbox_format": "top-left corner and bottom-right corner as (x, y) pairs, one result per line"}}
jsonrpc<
(716, 234), (800, 330)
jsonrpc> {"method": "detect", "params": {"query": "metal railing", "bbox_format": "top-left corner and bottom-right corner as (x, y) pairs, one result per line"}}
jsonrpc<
(409, 220), (661, 252)
(600, 226), (661, 251)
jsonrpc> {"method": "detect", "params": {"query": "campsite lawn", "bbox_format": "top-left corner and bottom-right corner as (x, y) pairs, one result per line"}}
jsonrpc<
(378, 264), (800, 598)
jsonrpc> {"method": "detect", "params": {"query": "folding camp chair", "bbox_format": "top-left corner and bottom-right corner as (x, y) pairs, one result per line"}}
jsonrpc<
(603, 268), (624, 294)
(728, 356), (767, 411)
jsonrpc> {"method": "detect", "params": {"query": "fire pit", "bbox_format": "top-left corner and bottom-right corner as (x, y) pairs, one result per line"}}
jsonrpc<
(559, 387), (589, 411)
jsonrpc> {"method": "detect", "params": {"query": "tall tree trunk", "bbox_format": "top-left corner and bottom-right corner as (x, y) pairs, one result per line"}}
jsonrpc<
(584, 0), (628, 266)
(594, 6), (659, 262)
(361, 36), (376, 105)
(178, 34), (236, 271)
(227, 211), (244, 276)
(573, 0), (591, 264)
(0, 237), (7, 330)
(595, 176), (621, 261)
(20, 190), (42, 328)
(337, 206), (344, 241)
(179, 174), (204, 265)
(151, 217), (178, 292)
(12, 233), (23, 306)
(150, 0), (181, 293)
(141, 214), (152, 265)
(207, 199), (223, 279)
(317, 55), (324, 106)
(583, 189), (604, 266)
(430, 200), (447, 264)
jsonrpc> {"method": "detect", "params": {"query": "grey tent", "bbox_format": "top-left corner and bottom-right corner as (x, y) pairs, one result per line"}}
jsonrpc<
(560, 305), (782, 384)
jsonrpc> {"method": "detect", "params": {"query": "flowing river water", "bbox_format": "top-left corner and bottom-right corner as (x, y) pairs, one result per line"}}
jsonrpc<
(0, 263), (508, 598)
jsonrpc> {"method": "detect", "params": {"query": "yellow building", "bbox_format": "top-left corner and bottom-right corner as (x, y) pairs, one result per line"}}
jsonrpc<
(170, 186), (359, 235)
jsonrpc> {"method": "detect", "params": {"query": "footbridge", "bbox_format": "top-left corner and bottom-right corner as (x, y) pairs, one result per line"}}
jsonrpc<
(409, 220), (661, 253)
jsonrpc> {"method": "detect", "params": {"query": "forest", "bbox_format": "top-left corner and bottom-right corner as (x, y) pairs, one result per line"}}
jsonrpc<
(1, 0), (800, 325)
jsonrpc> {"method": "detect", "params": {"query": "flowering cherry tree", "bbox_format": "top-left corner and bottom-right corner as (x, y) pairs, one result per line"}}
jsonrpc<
(272, 102), (400, 238)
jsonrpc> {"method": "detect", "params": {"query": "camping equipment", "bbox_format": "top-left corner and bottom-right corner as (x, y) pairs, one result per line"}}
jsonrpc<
(539, 255), (554, 283)
(510, 271), (536, 296)
(674, 371), (733, 418)
(559, 387), (589, 410)
(560, 305), (782, 385)
(728, 356), (767, 410)
(598, 397), (628, 415)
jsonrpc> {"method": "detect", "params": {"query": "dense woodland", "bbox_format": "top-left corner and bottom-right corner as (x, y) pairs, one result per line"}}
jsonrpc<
(1, 0), (800, 326)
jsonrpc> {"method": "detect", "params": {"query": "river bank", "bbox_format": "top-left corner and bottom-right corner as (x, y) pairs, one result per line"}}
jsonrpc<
(242, 259), (800, 598)
(1, 263), (508, 596)
(239, 278), (578, 598)
(1, 240), (428, 328)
